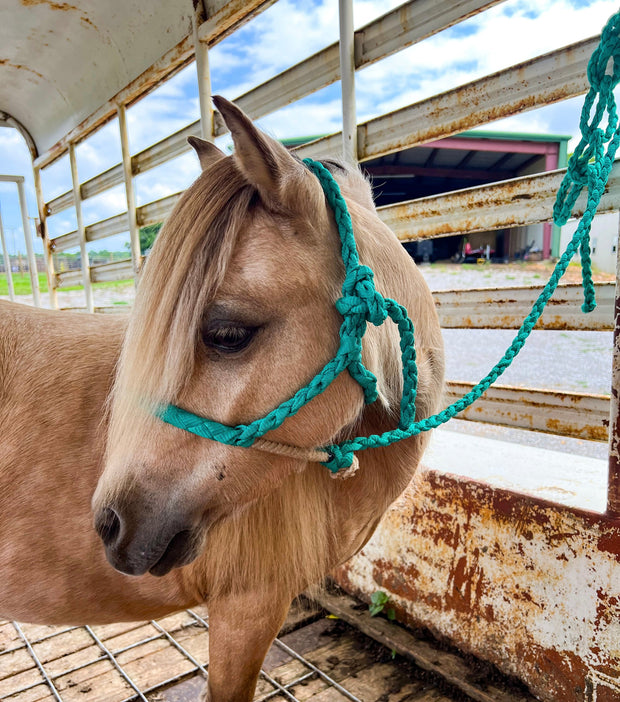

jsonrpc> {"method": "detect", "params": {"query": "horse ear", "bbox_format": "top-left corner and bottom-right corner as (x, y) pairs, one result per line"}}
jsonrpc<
(213, 95), (311, 209)
(187, 136), (226, 171)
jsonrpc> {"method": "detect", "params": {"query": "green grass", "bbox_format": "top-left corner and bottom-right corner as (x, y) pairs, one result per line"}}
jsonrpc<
(0, 272), (48, 295)
(0, 272), (133, 296)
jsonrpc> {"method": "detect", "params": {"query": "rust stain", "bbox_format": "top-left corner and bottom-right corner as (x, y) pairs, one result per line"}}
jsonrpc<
(0, 59), (44, 80)
(19, 0), (97, 32)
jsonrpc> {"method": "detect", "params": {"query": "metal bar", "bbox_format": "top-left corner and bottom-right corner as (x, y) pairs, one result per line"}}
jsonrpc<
(12, 621), (63, 702)
(194, 7), (214, 141)
(433, 283), (614, 331)
(56, 269), (85, 289)
(16, 180), (40, 307)
(377, 163), (620, 241)
(33, 166), (57, 308)
(0, 206), (15, 301)
(444, 381), (610, 442)
(294, 36), (598, 161)
(339, 0), (357, 163)
(83, 624), (149, 702)
(68, 144), (93, 312)
(117, 104), (141, 277)
(137, 193), (181, 227)
(607, 213), (620, 517)
(89, 259), (134, 284)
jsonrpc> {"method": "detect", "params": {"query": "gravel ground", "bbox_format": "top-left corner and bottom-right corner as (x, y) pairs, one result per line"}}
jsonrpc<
(3, 262), (614, 458)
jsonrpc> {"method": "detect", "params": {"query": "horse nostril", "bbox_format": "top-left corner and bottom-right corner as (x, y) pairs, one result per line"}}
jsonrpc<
(95, 507), (121, 547)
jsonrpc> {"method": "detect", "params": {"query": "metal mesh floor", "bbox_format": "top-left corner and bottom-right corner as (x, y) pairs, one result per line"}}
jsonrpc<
(0, 606), (367, 702)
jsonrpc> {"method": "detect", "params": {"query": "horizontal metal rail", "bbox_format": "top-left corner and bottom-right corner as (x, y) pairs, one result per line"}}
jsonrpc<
(445, 381), (610, 442)
(378, 163), (620, 240)
(434, 283), (615, 331)
(294, 35), (598, 161)
(43, 0), (503, 217)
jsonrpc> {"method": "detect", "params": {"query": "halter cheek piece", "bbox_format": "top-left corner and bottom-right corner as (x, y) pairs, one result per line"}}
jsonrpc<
(157, 158), (420, 477)
(156, 14), (620, 477)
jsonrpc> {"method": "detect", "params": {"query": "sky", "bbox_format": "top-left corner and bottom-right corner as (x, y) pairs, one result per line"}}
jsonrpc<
(0, 0), (618, 257)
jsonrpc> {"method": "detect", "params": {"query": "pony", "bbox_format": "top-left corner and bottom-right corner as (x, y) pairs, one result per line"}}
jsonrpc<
(0, 97), (444, 701)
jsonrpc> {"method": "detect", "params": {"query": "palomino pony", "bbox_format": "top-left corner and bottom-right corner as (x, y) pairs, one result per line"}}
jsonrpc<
(0, 97), (444, 701)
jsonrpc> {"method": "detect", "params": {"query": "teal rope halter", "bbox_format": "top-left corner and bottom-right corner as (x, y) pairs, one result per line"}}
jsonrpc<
(158, 11), (620, 474)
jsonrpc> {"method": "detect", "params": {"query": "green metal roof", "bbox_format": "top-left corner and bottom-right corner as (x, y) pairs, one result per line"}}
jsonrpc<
(457, 129), (572, 142)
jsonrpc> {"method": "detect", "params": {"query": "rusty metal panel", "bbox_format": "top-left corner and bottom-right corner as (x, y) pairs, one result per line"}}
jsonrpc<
(434, 283), (615, 331)
(378, 163), (620, 241)
(444, 381), (610, 442)
(335, 470), (620, 702)
(295, 37), (598, 161)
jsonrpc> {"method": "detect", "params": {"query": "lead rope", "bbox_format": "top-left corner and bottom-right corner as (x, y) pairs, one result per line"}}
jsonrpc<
(317, 11), (620, 474)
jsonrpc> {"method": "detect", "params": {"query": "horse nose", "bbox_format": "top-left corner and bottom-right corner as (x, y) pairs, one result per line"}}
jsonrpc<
(94, 506), (122, 547)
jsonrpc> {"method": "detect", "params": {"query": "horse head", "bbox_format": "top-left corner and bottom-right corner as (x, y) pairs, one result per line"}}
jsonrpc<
(92, 97), (443, 584)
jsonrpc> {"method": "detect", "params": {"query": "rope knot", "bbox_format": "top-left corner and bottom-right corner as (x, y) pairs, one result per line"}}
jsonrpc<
(336, 265), (387, 326)
(322, 444), (360, 479)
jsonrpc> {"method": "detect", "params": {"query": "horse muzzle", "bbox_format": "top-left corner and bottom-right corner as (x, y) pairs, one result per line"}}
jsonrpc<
(94, 503), (202, 577)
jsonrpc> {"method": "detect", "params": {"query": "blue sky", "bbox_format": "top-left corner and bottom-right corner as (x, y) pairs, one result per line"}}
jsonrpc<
(0, 0), (618, 257)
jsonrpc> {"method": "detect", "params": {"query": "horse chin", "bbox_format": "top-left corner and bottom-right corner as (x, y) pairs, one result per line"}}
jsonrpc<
(148, 528), (199, 577)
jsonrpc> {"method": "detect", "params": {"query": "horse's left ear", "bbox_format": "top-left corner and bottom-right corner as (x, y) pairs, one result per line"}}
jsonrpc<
(187, 136), (226, 171)
(213, 95), (316, 211)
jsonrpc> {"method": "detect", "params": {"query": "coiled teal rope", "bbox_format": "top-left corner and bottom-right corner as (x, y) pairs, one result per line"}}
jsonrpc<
(159, 11), (620, 473)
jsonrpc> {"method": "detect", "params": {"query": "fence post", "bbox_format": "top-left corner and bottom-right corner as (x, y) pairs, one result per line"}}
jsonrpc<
(193, 4), (214, 140)
(16, 178), (40, 307)
(33, 165), (57, 309)
(607, 212), (620, 518)
(69, 143), (94, 312)
(117, 104), (141, 279)
(339, 0), (357, 164)
(0, 205), (15, 301)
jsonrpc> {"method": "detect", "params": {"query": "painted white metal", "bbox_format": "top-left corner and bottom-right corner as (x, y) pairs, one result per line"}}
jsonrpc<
(90, 259), (134, 284)
(294, 36), (599, 161)
(193, 7), (214, 141)
(0, 205), (15, 301)
(445, 381), (609, 442)
(433, 283), (615, 331)
(33, 166), (57, 309)
(2, 0), (194, 155)
(68, 144), (94, 313)
(117, 104), (141, 277)
(14, 178), (40, 307)
(339, 0), (357, 163)
(34, 0), (276, 170)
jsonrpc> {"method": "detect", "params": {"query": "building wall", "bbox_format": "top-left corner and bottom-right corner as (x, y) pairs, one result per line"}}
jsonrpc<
(560, 212), (619, 274)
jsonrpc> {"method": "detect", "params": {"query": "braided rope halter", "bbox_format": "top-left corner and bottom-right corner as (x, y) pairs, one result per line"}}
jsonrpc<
(157, 11), (620, 478)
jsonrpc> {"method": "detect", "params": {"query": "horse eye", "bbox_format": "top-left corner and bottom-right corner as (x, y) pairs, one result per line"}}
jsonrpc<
(203, 323), (257, 354)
